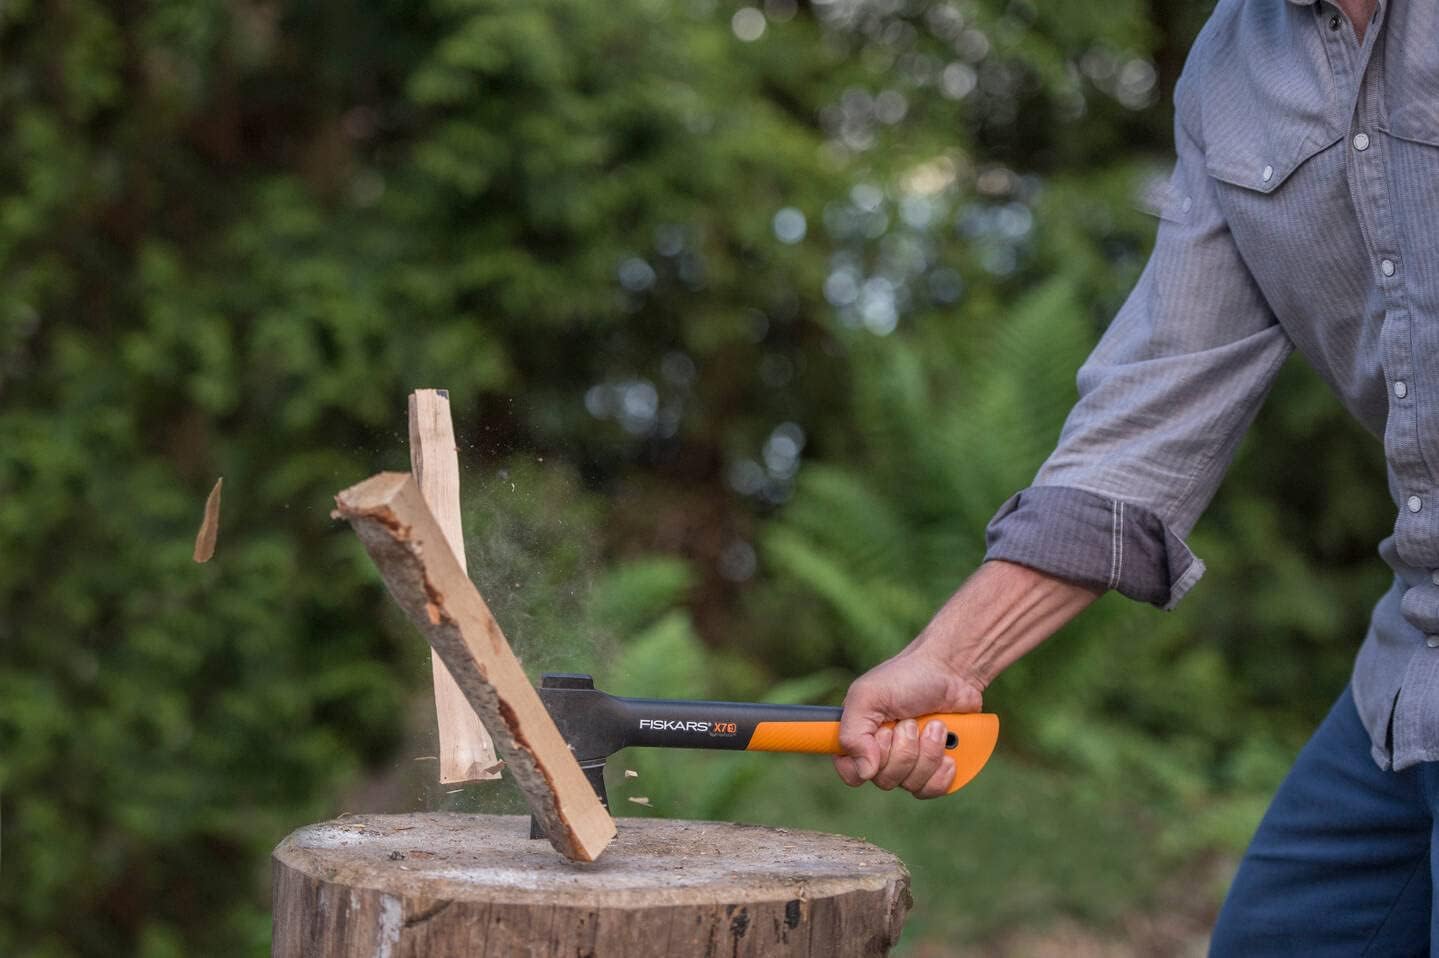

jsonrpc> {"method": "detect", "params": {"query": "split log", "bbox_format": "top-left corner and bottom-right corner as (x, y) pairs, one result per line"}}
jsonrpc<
(408, 388), (500, 784)
(272, 813), (912, 957)
(333, 473), (615, 861)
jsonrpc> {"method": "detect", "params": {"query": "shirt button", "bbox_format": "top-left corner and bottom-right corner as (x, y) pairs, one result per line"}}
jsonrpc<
(1427, 635), (1439, 649)
(1353, 132), (1371, 151)
(1431, 569), (1439, 586)
(1395, 381), (1408, 399)
(1261, 165), (1274, 183)
(1381, 259), (1396, 276)
(1181, 196), (1193, 213)
(1408, 495), (1423, 513)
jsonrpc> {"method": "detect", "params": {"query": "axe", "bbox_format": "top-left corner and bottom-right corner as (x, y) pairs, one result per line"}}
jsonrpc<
(529, 673), (998, 837)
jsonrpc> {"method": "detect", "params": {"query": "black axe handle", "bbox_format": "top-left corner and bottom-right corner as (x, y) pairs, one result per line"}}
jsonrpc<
(535, 673), (997, 801)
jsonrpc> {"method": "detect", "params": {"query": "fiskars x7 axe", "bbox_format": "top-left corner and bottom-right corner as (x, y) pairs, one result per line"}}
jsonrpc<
(530, 673), (999, 835)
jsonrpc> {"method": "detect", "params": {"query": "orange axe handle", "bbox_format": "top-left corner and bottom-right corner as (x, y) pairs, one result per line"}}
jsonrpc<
(747, 713), (1000, 795)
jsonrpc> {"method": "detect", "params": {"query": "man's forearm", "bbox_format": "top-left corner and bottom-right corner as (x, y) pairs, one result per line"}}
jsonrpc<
(908, 559), (1101, 688)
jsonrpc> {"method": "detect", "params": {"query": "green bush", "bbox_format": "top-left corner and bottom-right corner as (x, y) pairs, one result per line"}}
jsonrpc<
(0, 0), (1393, 953)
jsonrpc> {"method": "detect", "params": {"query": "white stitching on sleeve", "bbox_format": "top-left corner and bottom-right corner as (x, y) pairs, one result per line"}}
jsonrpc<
(1116, 500), (1125, 590)
(1108, 498), (1120, 590)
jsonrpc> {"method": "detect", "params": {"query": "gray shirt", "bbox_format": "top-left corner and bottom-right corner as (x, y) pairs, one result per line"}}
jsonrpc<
(983, 0), (1439, 770)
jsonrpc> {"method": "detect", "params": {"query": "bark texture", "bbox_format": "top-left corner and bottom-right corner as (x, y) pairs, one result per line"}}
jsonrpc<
(272, 812), (912, 957)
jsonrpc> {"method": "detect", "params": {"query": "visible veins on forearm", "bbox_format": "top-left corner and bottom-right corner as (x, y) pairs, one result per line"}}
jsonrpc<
(914, 560), (1100, 687)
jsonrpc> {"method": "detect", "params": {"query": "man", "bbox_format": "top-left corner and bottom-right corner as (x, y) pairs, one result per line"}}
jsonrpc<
(835, 0), (1439, 951)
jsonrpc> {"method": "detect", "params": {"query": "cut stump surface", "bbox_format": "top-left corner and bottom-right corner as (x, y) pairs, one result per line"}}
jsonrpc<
(272, 812), (912, 957)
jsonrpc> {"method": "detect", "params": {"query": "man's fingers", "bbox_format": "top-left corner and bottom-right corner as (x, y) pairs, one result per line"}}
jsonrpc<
(873, 720), (921, 790)
(915, 757), (957, 800)
(900, 720), (947, 794)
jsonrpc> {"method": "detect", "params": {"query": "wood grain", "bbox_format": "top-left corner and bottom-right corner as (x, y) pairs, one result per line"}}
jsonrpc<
(193, 477), (223, 563)
(408, 389), (500, 784)
(333, 473), (615, 861)
(272, 813), (912, 957)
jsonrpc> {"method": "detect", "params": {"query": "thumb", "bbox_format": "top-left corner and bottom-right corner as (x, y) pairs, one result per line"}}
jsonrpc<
(838, 696), (885, 783)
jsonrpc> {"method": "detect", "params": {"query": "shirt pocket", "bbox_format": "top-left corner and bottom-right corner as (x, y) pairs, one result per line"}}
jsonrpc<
(1203, 125), (1342, 196)
(1197, 38), (1341, 196)
(1383, 10), (1439, 146)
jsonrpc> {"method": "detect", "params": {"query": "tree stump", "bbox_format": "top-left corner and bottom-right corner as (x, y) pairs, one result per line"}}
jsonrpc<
(272, 812), (912, 957)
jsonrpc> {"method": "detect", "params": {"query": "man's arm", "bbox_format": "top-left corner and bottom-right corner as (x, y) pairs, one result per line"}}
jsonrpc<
(839, 26), (1294, 797)
(834, 561), (1099, 797)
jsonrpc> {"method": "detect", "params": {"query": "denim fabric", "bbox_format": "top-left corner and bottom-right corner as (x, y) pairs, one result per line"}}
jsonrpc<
(1210, 687), (1439, 956)
(985, 0), (1439, 771)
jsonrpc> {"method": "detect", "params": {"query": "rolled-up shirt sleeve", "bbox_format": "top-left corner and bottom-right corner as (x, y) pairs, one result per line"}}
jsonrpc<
(985, 71), (1293, 610)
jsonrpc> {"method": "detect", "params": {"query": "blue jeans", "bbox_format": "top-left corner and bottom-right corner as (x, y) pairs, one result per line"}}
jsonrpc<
(1211, 687), (1439, 956)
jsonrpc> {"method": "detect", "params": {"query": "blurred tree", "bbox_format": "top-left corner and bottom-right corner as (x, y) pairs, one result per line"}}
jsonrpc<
(0, 0), (850, 952)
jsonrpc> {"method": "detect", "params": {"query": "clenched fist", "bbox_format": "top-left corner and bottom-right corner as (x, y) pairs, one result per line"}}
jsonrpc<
(834, 649), (984, 798)
(834, 559), (1100, 799)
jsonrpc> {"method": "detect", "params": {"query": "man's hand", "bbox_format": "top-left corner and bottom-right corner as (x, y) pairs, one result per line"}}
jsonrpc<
(835, 560), (1101, 799)
(834, 648), (983, 799)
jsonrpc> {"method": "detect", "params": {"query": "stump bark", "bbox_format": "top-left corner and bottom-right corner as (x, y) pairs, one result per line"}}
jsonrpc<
(272, 812), (912, 957)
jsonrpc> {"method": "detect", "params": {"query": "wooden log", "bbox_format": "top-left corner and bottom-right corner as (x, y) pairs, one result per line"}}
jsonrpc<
(408, 388), (500, 785)
(272, 813), (912, 957)
(333, 473), (615, 861)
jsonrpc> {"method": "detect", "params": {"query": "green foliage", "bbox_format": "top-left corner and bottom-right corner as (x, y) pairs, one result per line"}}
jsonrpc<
(0, 0), (1394, 953)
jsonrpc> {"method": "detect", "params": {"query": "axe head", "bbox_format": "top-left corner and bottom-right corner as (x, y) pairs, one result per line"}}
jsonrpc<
(530, 673), (624, 839)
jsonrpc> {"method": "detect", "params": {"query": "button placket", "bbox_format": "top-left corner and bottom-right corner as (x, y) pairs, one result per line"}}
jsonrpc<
(1342, 19), (1434, 568)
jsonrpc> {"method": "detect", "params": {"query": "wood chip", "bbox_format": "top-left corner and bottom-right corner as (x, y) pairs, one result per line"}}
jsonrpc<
(193, 477), (223, 563)
(627, 796), (652, 807)
(624, 769), (639, 779)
